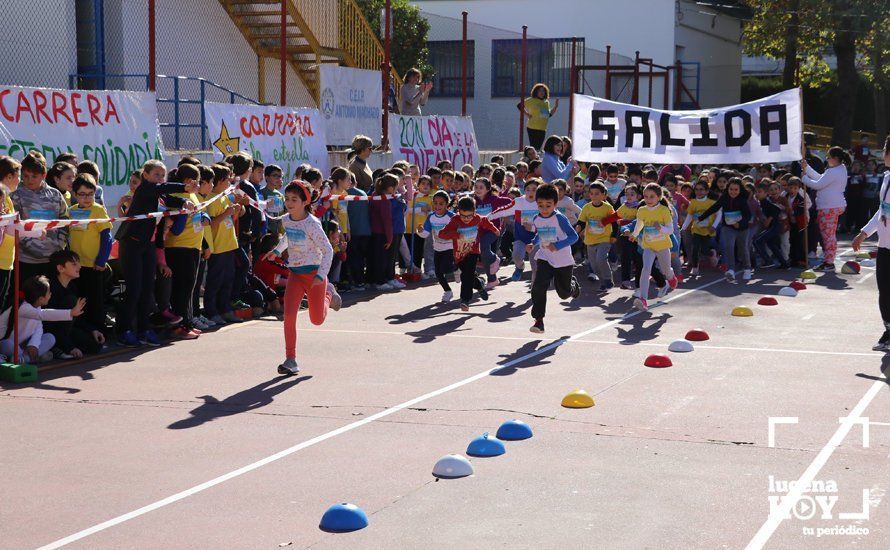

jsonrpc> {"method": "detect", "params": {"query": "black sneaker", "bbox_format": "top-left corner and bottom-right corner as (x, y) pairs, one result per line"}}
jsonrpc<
(530, 318), (544, 333)
(477, 277), (489, 301)
(570, 276), (581, 299)
(813, 262), (835, 272)
(872, 330), (890, 352)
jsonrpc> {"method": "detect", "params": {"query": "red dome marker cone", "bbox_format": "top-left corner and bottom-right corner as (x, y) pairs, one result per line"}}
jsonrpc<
(758, 296), (778, 306)
(870, 250), (878, 258)
(644, 354), (673, 368)
(789, 281), (807, 291)
(685, 329), (709, 342)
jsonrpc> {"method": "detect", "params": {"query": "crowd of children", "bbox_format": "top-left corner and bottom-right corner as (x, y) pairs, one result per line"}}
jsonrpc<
(0, 131), (884, 370)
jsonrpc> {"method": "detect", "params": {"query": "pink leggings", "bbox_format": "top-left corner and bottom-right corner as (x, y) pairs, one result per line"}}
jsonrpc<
(283, 272), (330, 359)
(817, 207), (845, 263)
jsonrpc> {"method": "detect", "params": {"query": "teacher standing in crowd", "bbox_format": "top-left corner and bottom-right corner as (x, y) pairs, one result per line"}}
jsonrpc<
(541, 135), (576, 183)
(524, 83), (559, 151)
(400, 68), (432, 116)
(802, 146), (851, 272)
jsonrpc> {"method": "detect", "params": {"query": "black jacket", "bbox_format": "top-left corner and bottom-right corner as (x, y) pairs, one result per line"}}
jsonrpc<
(114, 176), (186, 243)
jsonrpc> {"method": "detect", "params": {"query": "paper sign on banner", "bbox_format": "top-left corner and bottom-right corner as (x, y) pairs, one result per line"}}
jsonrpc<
(388, 115), (479, 174)
(204, 102), (329, 178)
(0, 85), (164, 208)
(571, 88), (803, 164)
(319, 65), (382, 145)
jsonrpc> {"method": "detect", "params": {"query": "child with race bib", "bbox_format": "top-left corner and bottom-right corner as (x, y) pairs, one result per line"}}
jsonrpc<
(265, 180), (341, 376)
(630, 183), (678, 312)
(415, 190), (456, 302)
(438, 196), (496, 311)
(577, 181), (619, 292)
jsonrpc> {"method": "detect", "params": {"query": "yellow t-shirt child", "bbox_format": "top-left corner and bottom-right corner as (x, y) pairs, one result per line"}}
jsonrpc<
(616, 202), (639, 223)
(686, 198), (717, 237)
(0, 196), (16, 271)
(207, 193), (238, 254)
(578, 201), (615, 245)
(635, 204), (673, 251)
(164, 192), (206, 250)
(68, 203), (113, 267)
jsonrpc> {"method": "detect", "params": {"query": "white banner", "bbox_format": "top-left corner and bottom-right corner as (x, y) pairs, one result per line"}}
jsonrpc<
(204, 102), (329, 178)
(571, 88), (802, 164)
(0, 85), (164, 208)
(388, 114), (479, 174)
(319, 65), (382, 145)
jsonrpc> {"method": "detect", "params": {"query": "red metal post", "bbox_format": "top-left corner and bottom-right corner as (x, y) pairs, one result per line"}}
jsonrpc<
(382, 0), (392, 147)
(280, 0), (287, 105)
(604, 45), (611, 99)
(519, 25), (527, 151)
(632, 51), (640, 104)
(148, 0), (156, 91)
(663, 66), (670, 109)
(647, 59), (654, 107)
(461, 11), (468, 116)
(569, 37), (576, 135)
(12, 229), (19, 364)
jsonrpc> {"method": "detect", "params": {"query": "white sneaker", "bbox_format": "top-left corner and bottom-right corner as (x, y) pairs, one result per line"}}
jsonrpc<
(689, 267), (699, 277)
(192, 317), (209, 330)
(376, 282), (394, 291)
(277, 358), (299, 375)
(390, 279), (406, 289)
(489, 257), (501, 275)
(327, 282), (342, 311)
(742, 269), (752, 280)
(422, 271), (434, 280)
(485, 280), (498, 291)
(724, 269), (736, 281)
(657, 285), (669, 299)
(441, 290), (453, 303)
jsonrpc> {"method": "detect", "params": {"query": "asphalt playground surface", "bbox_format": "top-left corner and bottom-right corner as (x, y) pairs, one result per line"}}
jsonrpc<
(2, 240), (889, 549)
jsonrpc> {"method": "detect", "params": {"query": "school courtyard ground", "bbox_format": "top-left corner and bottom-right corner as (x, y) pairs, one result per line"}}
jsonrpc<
(2, 241), (888, 549)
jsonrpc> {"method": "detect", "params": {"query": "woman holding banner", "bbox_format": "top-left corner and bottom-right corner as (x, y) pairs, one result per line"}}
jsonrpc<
(802, 146), (851, 272)
(524, 84), (559, 151)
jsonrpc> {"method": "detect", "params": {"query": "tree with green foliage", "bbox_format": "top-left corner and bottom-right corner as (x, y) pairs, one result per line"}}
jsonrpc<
(742, 0), (888, 147)
(355, 0), (432, 79)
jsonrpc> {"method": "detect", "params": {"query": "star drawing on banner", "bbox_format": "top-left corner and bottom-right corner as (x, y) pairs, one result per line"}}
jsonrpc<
(213, 122), (240, 157)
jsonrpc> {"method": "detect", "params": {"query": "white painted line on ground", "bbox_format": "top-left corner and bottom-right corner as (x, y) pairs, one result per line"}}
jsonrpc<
(801, 313), (815, 321)
(745, 377), (887, 550)
(857, 272), (876, 284)
(297, 328), (882, 358)
(38, 278), (724, 549)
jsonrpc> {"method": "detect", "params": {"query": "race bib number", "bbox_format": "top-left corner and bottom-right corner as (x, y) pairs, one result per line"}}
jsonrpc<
(476, 204), (492, 217)
(538, 226), (558, 245)
(457, 225), (478, 243)
(520, 209), (537, 224)
(69, 208), (91, 231)
(431, 221), (447, 241)
(587, 220), (605, 234)
(192, 212), (204, 233)
(724, 211), (742, 225)
(223, 217), (234, 229)
(641, 225), (665, 244)
(606, 184), (622, 198)
(270, 195), (284, 214)
(695, 216), (711, 228)
(29, 209), (55, 220)
(285, 226), (307, 250)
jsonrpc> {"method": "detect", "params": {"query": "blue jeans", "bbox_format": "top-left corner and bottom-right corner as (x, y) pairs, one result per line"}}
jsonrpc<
(754, 224), (785, 266)
(205, 251), (235, 317)
(479, 230), (499, 282)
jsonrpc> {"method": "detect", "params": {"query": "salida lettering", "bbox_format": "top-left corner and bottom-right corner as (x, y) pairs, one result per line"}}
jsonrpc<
(239, 113), (314, 139)
(589, 105), (788, 149)
(0, 88), (121, 127)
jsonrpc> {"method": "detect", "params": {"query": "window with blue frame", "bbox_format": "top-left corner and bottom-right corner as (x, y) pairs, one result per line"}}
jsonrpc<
(491, 37), (582, 98)
(428, 40), (475, 97)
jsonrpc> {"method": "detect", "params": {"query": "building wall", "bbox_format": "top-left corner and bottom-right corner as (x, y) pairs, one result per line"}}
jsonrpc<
(0, 0), (77, 89)
(675, 0), (742, 108)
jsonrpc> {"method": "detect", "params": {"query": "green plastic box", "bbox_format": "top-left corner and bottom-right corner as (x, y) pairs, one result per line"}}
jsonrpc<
(0, 362), (38, 383)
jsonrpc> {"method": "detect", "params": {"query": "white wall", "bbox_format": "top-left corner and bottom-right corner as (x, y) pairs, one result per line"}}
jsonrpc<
(0, 0), (77, 89)
(675, 0), (742, 107)
(415, 0), (676, 66)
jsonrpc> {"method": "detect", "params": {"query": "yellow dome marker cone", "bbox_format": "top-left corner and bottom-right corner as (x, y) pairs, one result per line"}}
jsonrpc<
(800, 269), (817, 280)
(561, 389), (595, 409)
(731, 306), (754, 317)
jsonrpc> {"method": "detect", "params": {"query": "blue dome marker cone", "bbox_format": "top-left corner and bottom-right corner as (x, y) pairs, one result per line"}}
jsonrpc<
(496, 419), (533, 441)
(319, 503), (369, 532)
(466, 432), (506, 457)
